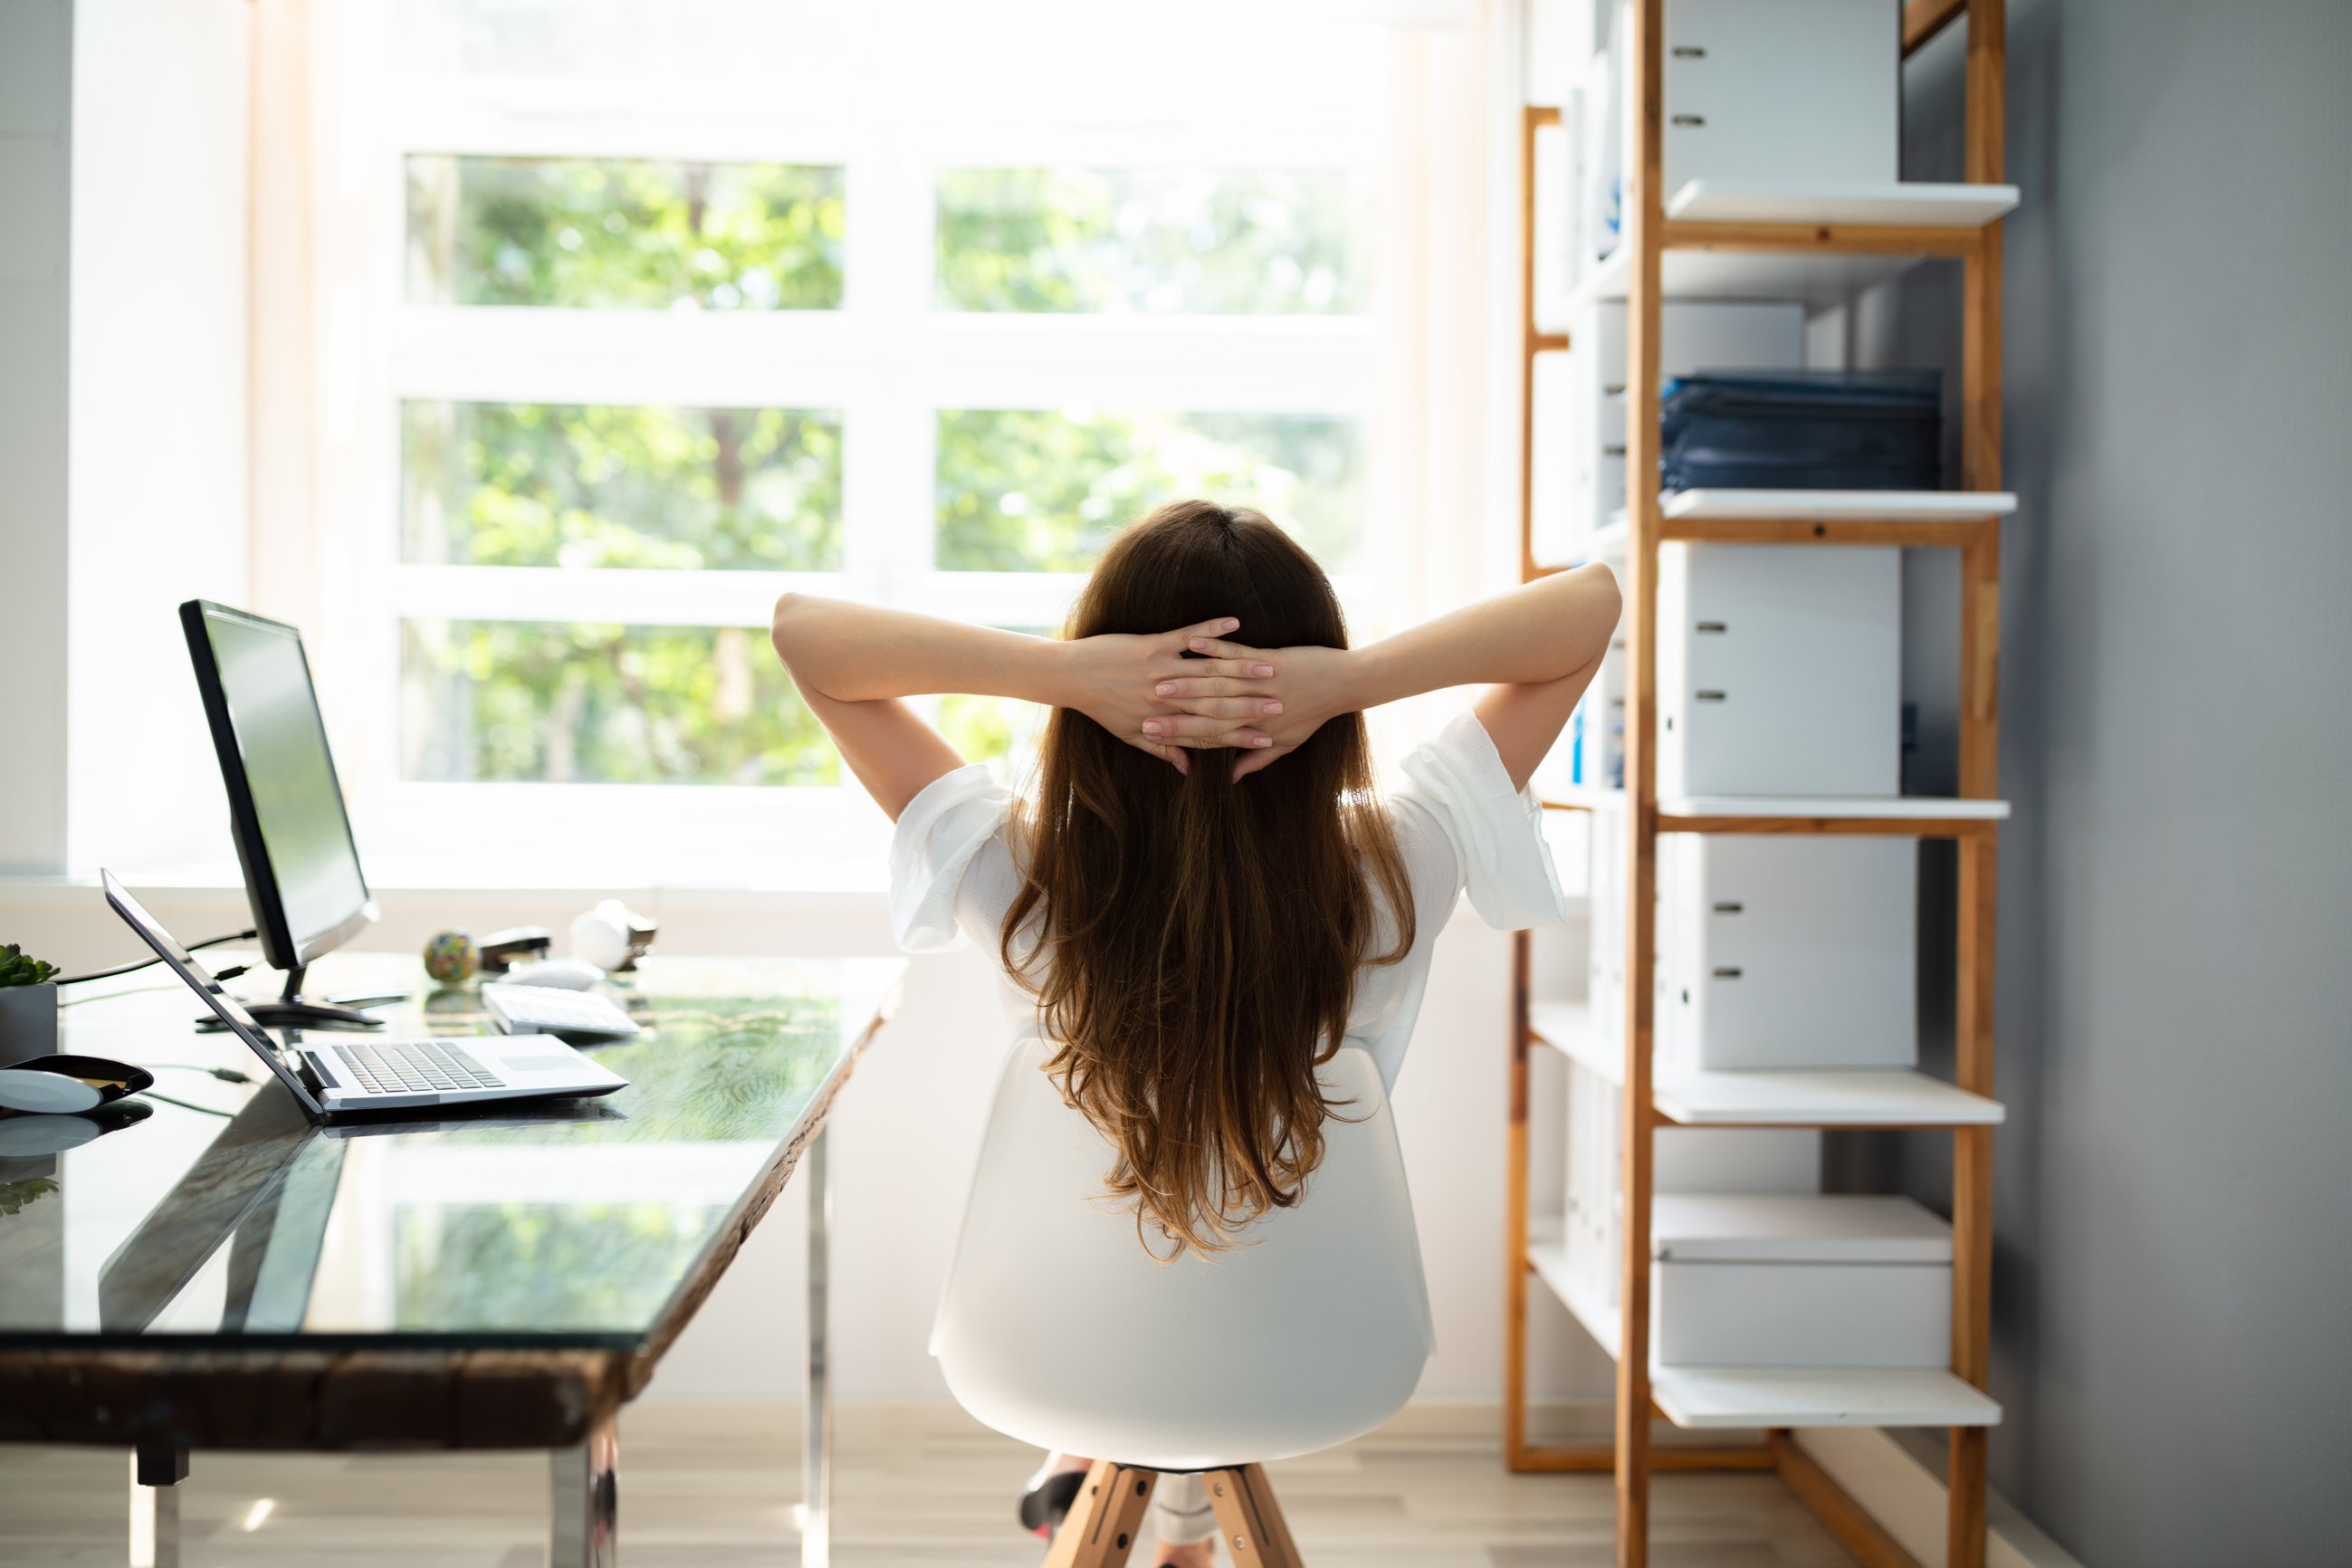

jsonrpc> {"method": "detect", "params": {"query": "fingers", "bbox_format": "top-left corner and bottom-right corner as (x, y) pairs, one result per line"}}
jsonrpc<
(1141, 713), (1273, 746)
(1162, 657), (1276, 684)
(1155, 694), (1281, 722)
(1170, 617), (1242, 649)
(1184, 638), (1276, 675)
(1152, 673), (1279, 703)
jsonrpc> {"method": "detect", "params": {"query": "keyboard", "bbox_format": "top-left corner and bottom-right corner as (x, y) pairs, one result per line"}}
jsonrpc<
(336, 1040), (503, 1095)
(482, 983), (642, 1039)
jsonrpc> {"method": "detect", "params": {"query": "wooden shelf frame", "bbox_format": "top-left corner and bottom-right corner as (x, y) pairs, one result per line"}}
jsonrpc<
(1503, 3), (2006, 1563)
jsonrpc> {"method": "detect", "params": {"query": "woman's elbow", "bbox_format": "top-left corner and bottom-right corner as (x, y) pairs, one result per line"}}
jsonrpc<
(770, 592), (808, 665)
(1578, 563), (1624, 659)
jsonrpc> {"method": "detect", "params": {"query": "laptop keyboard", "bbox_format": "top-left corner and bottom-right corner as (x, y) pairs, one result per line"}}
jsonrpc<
(335, 1040), (504, 1095)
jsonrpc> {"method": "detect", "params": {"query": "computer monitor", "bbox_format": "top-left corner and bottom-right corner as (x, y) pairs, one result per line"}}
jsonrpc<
(180, 599), (381, 1028)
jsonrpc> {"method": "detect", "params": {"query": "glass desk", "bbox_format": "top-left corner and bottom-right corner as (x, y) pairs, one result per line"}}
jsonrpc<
(0, 951), (905, 1568)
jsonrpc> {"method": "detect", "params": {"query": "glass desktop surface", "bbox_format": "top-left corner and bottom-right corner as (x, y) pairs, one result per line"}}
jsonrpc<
(0, 952), (901, 1349)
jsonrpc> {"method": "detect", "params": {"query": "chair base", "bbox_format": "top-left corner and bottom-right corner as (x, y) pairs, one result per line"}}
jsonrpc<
(1042, 1458), (1304, 1568)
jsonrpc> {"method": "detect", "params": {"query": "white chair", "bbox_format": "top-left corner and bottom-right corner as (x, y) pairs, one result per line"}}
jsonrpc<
(932, 1037), (1435, 1566)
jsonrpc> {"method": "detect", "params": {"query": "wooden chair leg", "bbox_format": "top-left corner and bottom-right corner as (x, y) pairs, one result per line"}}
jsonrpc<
(1042, 1458), (1159, 1568)
(1202, 1464), (1305, 1568)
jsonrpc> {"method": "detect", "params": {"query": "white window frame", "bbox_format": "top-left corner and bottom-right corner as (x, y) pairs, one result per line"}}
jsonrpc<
(309, 5), (1452, 887)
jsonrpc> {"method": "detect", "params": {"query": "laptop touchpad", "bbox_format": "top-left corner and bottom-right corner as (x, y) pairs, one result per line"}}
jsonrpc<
(500, 1055), (588, 1075)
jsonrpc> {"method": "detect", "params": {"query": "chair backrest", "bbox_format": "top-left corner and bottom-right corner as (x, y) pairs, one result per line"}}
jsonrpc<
(932, 1037), (1434, 1471)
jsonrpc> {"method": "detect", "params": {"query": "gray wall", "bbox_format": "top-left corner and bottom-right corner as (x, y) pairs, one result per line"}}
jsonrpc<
(1867, 3), (2352, 1563)
(0, 0), (73, 875)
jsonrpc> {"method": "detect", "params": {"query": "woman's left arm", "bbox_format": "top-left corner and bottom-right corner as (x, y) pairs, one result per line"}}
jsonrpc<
(769, 594), (1279, 819)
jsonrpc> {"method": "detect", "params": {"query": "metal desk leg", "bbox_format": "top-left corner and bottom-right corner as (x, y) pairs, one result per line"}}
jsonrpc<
(550, 1411), (619, 1567)
(802, 1124), (832, 1568)
(128, 1443), (187, 1568)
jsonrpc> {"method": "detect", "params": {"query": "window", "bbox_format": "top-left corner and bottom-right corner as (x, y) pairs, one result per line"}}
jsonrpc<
(314, 2), (1470, 878)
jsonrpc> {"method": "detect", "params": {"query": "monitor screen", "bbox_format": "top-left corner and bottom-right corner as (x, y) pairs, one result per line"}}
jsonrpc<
(184, 603), (372, 964)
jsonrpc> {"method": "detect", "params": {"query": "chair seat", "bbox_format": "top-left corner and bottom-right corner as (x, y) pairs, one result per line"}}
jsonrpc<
(932, 1040), (1434, 1470)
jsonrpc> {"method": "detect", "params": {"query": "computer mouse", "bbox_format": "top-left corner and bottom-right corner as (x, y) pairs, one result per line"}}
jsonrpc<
(499, 958), (604, 990)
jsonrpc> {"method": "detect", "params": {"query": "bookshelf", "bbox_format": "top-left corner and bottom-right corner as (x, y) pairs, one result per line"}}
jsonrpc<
(1503, 4), (2012, 1564)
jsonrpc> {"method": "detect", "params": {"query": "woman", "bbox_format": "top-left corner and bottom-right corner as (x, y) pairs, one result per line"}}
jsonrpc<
(770, 500), (1620, 1566)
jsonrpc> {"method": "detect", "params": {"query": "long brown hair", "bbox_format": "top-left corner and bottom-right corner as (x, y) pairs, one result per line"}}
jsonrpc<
(1003, 500), (1417, 1259)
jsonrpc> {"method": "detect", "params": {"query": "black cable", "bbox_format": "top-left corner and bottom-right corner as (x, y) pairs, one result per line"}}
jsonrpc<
(142, 1091), (233, 1118)
(58, 981), (179, 1009)
(53, 930), (258, 988)
(152, 1064), (254, 1085)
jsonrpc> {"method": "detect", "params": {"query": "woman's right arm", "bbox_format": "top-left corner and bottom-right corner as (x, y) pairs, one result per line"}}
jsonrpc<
(1162, 564), (1622, 789)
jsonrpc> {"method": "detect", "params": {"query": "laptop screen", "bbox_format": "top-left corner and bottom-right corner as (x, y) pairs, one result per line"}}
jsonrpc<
(100, 869), (324, 1118)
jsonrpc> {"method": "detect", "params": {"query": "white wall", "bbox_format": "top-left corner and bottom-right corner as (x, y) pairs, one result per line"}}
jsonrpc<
(64, 0), (252, 875)
(1869, 5), (2352, 1562)
(0, 0), (74, 875)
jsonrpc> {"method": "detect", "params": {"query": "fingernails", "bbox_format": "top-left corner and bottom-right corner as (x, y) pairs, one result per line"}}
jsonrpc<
(1221, 618), (1238, 631)
(1262, 701), (1283, 716)
(1155, 682), (1174, 696)
(1252, 664), (1275, 678)
(1253, 736), (1272, 747)
(1190, 638), (1209, 652)
(1142, 720), (1162, 735)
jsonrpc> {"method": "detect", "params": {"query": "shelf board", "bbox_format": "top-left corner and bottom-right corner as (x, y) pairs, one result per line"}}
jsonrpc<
(1528, 1236), (1622, 1361)
(1539, 787), (1626, 815)
(1666, 179), (2022, 229)
(1535, 492), (2011, 571)
(1661, 489), (2017, 522)
(1566, 184), (2014, 311)
(1661, 795), (2008, 819)
(1534, 1001), (2002, 1124)
(1654, 1066), (2004, 1128)
(1569, 247), (1921, 312)
(1651, 1365), (2002, 1429)
(1530, 999), (1622, 1085)
(1660, 796), (2010, 837)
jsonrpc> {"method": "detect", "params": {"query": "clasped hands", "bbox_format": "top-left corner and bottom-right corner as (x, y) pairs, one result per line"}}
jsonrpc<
(1059, 617), (1355, 779)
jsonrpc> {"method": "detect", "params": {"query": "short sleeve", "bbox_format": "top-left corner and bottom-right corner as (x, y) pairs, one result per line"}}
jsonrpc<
(1393, 709), (1567, 931)
(888, 764), (1015, 952)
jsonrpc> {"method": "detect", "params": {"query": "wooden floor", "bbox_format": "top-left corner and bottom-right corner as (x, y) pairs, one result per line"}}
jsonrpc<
(0, 1402), (1860, 1567)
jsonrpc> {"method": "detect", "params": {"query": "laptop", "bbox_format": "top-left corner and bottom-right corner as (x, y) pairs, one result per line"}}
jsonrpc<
(103, 869), (627, 1119)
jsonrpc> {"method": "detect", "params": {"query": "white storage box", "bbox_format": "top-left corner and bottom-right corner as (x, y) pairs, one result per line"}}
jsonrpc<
(1587, 0), (1898, 263)
(1651, 1194), (1950, 1368)
(1658, 542), (1900, 798)
(1660, 0), (1898, 197)
(1658, 835), (1917, 1071)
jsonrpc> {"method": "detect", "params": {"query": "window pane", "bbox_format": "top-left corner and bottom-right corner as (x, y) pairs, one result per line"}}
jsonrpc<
(937, 168), (1369, 314)
(935, 409), (1363, 574)
(401, 620), (837, 786)
(402, 402), (843, 570)
(406, 156), (845, 310)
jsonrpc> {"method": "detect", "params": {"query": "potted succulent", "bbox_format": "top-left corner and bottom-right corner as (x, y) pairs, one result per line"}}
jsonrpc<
(0, 944), (62, 1060)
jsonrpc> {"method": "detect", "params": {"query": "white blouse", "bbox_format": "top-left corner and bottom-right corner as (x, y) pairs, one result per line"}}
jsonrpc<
(887, 708), (1565, 1092)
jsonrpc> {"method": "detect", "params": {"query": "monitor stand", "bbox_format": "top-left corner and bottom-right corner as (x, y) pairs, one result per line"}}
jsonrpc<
(224, 965), (387, 1030)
